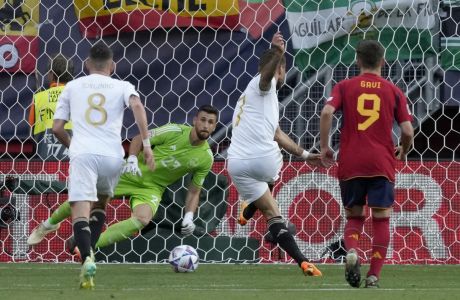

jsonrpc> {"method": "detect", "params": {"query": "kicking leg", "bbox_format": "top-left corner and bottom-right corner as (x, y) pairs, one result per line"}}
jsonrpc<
(238, 201), (257, 225)
(238, 182), (274, 226)
(256, 189), (322, 277)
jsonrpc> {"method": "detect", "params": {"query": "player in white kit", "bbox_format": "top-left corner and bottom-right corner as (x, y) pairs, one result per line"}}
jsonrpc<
(53, 42), (154, 289)
(227, 32), (322, 278)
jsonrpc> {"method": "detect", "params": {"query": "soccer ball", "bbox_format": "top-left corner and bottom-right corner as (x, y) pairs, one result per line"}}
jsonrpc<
(168, 245), (199, 273)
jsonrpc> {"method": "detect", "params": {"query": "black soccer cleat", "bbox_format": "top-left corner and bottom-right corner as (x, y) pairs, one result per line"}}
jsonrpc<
(345, 249), (361, 288)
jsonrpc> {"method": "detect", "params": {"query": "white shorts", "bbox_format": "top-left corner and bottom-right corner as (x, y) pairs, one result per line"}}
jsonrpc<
(68, 154), (124, 202)
(227, 153), (283, 203)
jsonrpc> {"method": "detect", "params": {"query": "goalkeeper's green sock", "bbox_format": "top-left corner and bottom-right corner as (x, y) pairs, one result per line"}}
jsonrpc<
(95, 217), (144, 248)
(46, 201), (71, 226)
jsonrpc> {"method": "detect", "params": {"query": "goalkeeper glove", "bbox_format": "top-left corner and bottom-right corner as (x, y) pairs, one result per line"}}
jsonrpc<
(122, 155), (142, 176)
(181, 212), (196, 236)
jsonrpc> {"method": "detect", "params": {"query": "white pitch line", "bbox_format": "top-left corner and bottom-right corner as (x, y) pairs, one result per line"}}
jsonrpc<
(190, 288), (460, 292)
(1, 286), (460, 292)
(190, 288), (405, 291)
(0, 266), (78, 270)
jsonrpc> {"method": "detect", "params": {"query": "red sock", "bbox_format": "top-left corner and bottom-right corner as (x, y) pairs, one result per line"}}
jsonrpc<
(368, 217), (390, 279)
(344, 216), (365, 251)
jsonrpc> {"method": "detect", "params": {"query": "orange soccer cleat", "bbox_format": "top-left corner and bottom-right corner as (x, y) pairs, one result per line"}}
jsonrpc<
(238, 200), (249, 226)
(301, 261), (323, 277)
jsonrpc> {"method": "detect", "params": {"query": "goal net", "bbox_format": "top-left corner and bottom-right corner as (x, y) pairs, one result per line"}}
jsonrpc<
(0, 0), (458, 264)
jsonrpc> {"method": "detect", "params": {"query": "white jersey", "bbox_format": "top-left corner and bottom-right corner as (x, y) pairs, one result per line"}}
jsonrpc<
(227, 75), (280, 159)
(54, 74), (138, 159)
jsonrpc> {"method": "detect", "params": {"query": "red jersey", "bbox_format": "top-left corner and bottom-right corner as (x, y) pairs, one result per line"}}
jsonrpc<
(327, 73), (413, 182)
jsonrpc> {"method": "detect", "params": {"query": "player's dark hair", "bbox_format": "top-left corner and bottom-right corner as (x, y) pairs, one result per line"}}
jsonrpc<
(356, 40), (384, 69)
(197, 104), (219, 120)
(89, 42), (113, 70)
(258, 48), (286, 72)
(49, 54), (74, 83)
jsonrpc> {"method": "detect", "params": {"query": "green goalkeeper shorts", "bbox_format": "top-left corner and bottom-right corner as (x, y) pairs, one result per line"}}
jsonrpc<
(114, 173), (164, 214)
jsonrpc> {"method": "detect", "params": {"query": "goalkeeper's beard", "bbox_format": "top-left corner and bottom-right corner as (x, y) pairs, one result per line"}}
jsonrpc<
(196, 130), (210, 140)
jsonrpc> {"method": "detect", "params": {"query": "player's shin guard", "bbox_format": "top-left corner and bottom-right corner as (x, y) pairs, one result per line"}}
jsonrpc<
(367, 217), (390, 279)
(95, 217), (144, 248)
(267, 216), (307, 266)
(49, 201), (71, 225)
(344, 216), (365, 251)
(73, 217), (92, 263)
(89, 209), (106, 249)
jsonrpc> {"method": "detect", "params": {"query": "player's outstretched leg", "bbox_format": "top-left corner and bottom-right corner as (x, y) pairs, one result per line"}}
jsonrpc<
(67, 215), (146, 258)
(67, 215), (144, 256)
(267, 216), (322, 277)
(95, 217), (144, 248)
(27, 201), (71, 245)
(27, 221), (60, 246)
(345, 248), (361, 288)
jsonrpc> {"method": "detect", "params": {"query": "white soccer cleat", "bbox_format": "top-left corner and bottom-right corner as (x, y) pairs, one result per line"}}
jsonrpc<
(364, 275), (379, 288)
(27, 222), (60, 245)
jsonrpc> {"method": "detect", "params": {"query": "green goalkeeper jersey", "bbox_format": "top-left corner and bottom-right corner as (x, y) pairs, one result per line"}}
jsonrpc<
(136, 124), (214, 189)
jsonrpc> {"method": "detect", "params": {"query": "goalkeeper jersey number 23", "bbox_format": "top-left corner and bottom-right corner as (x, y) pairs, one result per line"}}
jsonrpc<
(136, 124), (214, 189)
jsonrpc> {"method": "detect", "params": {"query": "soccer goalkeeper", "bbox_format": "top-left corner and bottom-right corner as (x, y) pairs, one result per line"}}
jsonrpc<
(28, 105), (218, 251)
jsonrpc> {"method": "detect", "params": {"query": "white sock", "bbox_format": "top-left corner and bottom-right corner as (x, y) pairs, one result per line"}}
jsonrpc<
(42, 219), (53, 229)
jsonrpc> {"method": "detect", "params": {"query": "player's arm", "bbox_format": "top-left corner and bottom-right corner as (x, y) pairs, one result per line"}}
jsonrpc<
(52, 119), (71, 148)
(128, 134), (143, 157)
(181, 154), (213, 236)
(52, 87), (71, 148)
(397, 121), (414, 160)
(180, 183), (202, 236)
(395, 89), (414, 160)
(129, 95), (155, 171)
(122, 133), (150, 176)
(319, 104), (336, 167)
(128, 123), (179, 156)
(259, 32), (285, 91)
(184, 183), (201, 218)
(274, 126), (321, 166)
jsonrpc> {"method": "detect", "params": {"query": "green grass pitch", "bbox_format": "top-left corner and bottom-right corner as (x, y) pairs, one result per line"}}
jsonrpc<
(0, 263), (458, 300)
